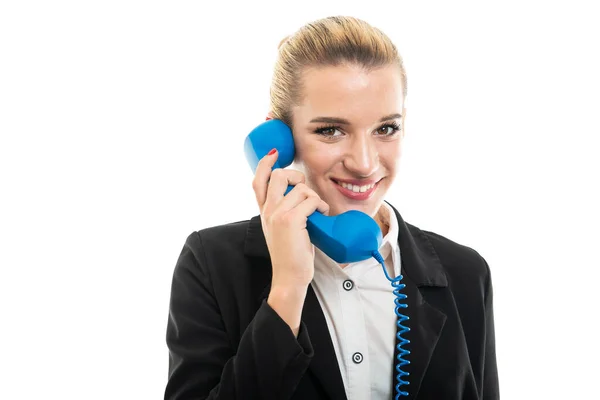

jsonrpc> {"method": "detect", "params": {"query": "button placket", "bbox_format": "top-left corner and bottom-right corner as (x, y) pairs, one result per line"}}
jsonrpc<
(338, 270), (369, 398)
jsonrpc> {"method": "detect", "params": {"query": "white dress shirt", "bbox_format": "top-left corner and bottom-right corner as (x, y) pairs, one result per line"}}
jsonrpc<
(311, 201), (402, 400)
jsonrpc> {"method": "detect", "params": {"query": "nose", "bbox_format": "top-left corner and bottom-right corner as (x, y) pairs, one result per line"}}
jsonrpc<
(342, 134), (379, 177)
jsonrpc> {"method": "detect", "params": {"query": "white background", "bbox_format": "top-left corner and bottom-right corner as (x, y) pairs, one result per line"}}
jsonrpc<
(1, 1), (599, 399)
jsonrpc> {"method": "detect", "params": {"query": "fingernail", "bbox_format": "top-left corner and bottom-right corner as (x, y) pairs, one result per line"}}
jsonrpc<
(267, 148), (277, 156)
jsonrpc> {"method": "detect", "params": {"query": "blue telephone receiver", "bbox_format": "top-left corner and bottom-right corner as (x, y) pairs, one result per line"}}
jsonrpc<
(244, 118), (411, 398)
(244, 119), (383, 264)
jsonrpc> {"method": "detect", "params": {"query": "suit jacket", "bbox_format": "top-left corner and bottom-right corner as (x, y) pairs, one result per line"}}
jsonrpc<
(164, 201), (499, 399)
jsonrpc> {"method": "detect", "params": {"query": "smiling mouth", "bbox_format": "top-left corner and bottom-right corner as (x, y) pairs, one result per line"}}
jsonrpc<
(331, 179), (379, 193)
(330, 178), (384, 201)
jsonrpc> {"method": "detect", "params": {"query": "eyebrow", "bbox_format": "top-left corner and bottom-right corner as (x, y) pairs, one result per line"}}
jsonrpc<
(309, 113), (402, 125)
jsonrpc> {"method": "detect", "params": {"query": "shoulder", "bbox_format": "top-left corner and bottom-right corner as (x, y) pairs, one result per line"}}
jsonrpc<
(172, 218), (265, 297)
(409, 223), (492, 289)
(195, 218), (252, 250)
(179, 218), (254, 267)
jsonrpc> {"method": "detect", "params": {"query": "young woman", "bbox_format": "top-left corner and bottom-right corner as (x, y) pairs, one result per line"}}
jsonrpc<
(164, 16), (499, 400)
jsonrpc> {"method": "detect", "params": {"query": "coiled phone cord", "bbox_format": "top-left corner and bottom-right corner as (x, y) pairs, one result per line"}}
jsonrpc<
(372, 250), (410, 398)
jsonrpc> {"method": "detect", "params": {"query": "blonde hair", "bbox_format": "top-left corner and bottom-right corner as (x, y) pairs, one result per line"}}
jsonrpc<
(270, 16), (407, 127)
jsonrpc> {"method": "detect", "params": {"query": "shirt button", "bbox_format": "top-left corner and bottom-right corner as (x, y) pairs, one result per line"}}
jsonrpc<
(352, 352), (363, 364)
(342, 279), (354, 291)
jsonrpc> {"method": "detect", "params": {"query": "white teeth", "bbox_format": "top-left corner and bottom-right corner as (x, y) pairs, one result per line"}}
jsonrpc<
(336, 180), (376, 192)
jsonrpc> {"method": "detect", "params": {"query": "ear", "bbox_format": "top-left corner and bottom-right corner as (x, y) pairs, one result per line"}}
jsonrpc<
(265, 111), (274, 121)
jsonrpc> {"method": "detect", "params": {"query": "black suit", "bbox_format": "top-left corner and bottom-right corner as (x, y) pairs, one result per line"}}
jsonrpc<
(164, 201), (499, 399)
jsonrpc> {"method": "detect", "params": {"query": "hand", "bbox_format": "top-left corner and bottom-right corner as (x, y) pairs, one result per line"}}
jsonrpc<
(252, 149), (330, 290)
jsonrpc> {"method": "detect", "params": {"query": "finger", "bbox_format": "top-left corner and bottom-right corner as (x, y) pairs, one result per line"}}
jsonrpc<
(318, 199), (330, 216)
(289, 195), (328, 226)
(277, 185), (329, 219)
(270, 169), (305, 187)
(264, 170), (306, 213)
(273, 183), (313, 215)
(252, 149), (279, 208)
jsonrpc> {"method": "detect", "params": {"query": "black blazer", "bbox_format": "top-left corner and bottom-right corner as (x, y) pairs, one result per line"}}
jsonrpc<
(164, 201), (499, 399)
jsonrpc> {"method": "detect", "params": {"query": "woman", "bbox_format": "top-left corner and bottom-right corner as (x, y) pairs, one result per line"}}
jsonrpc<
(164, 16), (499, 400)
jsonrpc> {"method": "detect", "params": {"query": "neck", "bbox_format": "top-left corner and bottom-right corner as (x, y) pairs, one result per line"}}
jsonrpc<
(374, 204), (390, 238)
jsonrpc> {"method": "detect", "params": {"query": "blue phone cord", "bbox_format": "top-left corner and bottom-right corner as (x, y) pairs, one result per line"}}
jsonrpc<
(372, 250), (410, 398)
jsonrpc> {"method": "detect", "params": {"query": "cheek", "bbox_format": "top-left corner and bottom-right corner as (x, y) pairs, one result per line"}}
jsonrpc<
(380, 141), (402, 167)
(293, 134), (319, 162)
(296, 140), (342, 174)
(303, 154), (332, 181)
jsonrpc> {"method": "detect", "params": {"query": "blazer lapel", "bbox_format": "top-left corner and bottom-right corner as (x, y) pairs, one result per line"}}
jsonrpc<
(395, 271), (447, 399)
(387, 201), (448, 399)
(302, 284), (348, 400)
(245, 202), (449, 400)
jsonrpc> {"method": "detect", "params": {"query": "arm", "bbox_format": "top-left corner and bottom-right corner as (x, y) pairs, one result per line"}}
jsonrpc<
(164, 232), (314, 400)
(482, 258), (500, 399)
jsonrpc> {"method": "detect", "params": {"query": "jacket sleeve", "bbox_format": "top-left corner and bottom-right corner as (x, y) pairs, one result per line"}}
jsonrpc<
(482, 258), (500, 399)
(164, 232), (314, 400)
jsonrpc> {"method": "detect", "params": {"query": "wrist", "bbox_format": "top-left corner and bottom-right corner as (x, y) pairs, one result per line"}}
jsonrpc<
(267, 284), (308, 338)
(269, 283), (308, 300)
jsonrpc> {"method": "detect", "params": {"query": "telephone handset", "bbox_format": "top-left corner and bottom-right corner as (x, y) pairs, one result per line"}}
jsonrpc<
(244, 119), (383, 264)
(244, 119), (411, 398)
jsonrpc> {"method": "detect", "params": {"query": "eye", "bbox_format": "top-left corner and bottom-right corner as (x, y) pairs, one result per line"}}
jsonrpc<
(314, 122), (401, 139)
(376, 122), (401, 136)
(314, 125), (344, 139)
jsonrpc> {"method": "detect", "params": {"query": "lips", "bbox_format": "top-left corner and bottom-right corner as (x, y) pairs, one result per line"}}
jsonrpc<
(332, 178), (382, 200)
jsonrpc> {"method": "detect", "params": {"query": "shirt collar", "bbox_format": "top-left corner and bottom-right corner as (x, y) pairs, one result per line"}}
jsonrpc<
(379, 200), (400, 264)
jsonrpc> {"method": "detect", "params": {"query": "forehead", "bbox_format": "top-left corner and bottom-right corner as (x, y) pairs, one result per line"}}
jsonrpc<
(295, 64), (404, 120)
